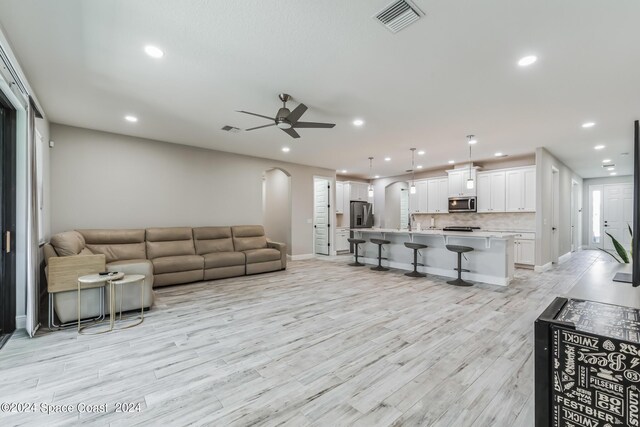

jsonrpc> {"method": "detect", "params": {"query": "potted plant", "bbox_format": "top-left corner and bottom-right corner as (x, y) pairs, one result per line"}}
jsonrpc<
(599, 224), (633, 263)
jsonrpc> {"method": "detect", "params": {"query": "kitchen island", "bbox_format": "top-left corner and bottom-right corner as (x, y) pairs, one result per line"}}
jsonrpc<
(351, 228), (516, 286)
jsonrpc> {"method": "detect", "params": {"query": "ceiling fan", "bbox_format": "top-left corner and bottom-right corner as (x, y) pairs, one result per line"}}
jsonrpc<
(237, 93), (335, 139)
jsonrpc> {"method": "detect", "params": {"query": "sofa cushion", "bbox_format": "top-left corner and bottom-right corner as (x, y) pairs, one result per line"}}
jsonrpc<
(232, 225), (268, 251)
(243, 248), (281, 264)
(203, 251), (245, 269)
(50, 231), (87, 256)
(193, 227), (234, 254)
(151, 255), (204, 274)
(78, 229), (146, 263)
(146, 227), (195, 259)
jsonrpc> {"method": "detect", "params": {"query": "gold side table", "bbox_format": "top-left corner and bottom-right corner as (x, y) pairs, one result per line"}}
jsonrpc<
(112, 274), (146, 329)
(77, 272), (124, 334)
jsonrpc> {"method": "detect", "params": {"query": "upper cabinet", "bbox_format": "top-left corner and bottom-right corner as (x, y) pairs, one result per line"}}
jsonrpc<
(505, 167), (536, 212)
(343, 181), (372, 203)
(426, 178), (449, 213)
(335, 181), (344, 214)
(447, 168), (477, 197)
(408, 181), (428, 213)
(476, 171), (506, 213)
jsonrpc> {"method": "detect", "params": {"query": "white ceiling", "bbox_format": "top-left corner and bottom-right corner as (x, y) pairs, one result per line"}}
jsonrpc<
(1, 0), (639, 178)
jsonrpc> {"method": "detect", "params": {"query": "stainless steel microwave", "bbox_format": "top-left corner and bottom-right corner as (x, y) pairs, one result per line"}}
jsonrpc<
(448, 196), (477, 213)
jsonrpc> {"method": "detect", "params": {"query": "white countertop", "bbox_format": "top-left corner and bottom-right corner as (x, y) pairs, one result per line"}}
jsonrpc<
(351, 228), (517, 239)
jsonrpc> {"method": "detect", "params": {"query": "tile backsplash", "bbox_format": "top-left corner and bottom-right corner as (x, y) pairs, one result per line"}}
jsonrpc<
(412, 212), (535, 231)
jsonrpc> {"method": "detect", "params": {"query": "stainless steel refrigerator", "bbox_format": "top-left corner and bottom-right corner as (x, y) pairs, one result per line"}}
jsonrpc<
(350, 201), (373, 229)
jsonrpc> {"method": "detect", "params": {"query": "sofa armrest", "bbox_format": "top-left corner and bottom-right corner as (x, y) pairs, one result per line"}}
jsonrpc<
(267, 240), (287, 270)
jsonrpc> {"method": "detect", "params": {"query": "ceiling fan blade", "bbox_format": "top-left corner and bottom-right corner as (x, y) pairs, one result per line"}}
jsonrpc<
(293, 121), (336, 129)
(282, 127), (300, 138)
(236, 110), (275, 121)
(245, 123), (276, 131)
(286, 103), (308, 124)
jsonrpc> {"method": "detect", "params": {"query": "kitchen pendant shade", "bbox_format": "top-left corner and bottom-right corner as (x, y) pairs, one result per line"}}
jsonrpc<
(466, 178), (475, 189)
(410, 184), (416, 194)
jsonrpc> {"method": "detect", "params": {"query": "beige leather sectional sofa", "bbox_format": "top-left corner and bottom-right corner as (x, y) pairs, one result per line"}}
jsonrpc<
(45, 225), (286, 324)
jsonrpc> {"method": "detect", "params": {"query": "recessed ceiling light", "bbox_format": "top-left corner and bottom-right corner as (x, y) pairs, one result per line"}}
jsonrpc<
(416, 165), (423, 169)
(607, 167), (615, 171)
(374, 175), (380, 179)
(518, 55), (537, 67)
(124, 115), (138, 122)
(340, 169), (347, 174)
(417, 150), (425, 155)
(282, 147), (290, 153)
(594, 145), (605, 150)
(582, 122), (596, 128)
(144, 45), (164, 58)
(468, 139), (477, 145)
(448, 160), (455, 164)
(384, 157), (391, 161)
(603, 159), (611, 163)
(610, 172), (617, 176)
(353, 119), (364, 127)
(494, 152), (503, 157)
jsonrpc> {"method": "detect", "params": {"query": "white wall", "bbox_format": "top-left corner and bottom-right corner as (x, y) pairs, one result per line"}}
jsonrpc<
(49, 124), (335, 256)
(263, 168), (291, 254)
(535, 148), (583, 266)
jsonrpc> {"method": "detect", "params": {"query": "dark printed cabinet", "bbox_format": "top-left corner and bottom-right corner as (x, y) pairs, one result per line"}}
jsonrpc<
(536, 298), (640, 426)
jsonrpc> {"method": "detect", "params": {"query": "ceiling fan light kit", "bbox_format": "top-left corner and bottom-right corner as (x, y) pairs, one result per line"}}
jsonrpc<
(238, 93), (335, 139)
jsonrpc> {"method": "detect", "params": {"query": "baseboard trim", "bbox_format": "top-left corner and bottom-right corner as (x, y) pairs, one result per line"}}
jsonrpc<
(558, 252), (572, 264)
(15, 315), (26, 330)
(289, 254), (315, 261)
(534, 262), (552, 273)
(360, 257), (511, 286)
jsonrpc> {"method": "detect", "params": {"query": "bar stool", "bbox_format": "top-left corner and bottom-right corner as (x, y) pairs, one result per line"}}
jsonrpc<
(404, 242), (428, 278)
(446, 245), (474, 286)
(370, 238), (391, 271)
(347, 238), (366, 267)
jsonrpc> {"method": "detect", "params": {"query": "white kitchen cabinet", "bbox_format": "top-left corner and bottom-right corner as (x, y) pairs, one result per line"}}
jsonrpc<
(335, 228), (350, 252)
(447, 168), (477, 197)
(505, 167), (536, 212)
(426, 177), (448, 213)
(409, 180), (428, 213)
(347, 182), (370, 202)
(513, 232), (535, 266)
(477, 171), (506, 213)
(335, 181), (344, 214)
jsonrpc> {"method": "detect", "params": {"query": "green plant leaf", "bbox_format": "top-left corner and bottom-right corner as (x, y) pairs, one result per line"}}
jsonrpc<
(605, 231), (630, 263)
(628, 223), (633, 238)
(597, 247), (622, 263)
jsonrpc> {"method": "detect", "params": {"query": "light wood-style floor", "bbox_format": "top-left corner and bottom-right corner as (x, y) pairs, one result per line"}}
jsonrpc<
(0, 250), (607, 426)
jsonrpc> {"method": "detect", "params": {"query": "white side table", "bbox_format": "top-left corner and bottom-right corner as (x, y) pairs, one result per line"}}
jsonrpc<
(112, 274), (146, 329)
(77, 272), (124, 334)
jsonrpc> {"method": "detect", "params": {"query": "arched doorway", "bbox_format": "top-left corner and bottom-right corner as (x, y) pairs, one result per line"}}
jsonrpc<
(384, 181), (409, 229)
(262, 168), (292, 255)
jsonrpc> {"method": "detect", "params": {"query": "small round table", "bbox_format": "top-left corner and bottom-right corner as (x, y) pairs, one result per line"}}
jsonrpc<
(112, 274), (146, 329)
(77, 272), (124, 334)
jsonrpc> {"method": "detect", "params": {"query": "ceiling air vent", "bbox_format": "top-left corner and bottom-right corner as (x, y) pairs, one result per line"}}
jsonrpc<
(374, 0), (424, 34)
(221, 125), (241, 133)
(602, 163), (616, 168)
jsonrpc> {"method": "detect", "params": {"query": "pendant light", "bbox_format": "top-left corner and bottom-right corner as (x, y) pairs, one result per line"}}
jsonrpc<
(409, 148), (417, 194)
(368, 157), (374, 198)
(466, 135), (475, 190)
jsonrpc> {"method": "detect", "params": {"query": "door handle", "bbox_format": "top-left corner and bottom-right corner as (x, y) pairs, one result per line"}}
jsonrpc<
(5, 231), (9, 253)
(552, 227), (557, 231)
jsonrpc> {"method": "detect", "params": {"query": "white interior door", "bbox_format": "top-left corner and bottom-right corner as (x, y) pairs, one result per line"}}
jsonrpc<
(603, 184), (623, 251)
(314, 179), (330, 255)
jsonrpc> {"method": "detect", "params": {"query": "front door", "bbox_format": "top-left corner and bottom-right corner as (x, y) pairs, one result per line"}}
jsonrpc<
(603, 184), (633, 251)
(0, 92), (17, 338)
(313, 179), (330, 255)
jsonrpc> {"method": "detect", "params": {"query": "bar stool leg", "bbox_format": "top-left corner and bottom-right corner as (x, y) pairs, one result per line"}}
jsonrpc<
(371, 244), (390, 272)
(349, 243), (365, 267)
(405, 248), (427, 278)
(447, 251), (473, 287)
